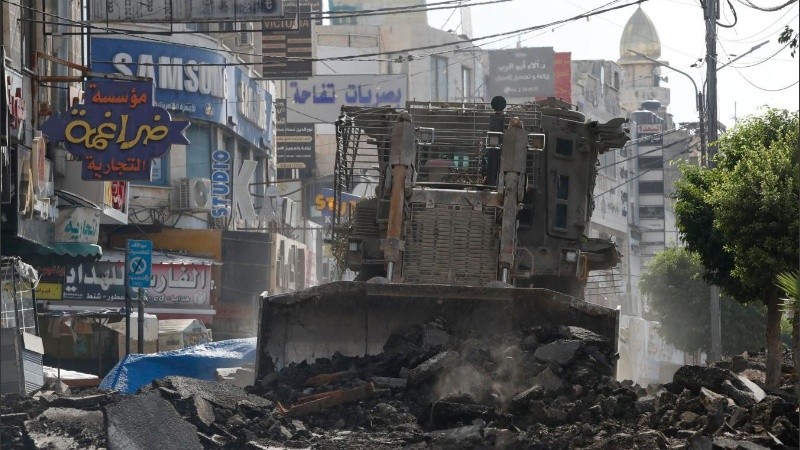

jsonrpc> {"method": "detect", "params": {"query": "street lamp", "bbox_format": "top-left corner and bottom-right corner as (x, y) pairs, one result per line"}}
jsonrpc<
(627, 49), (708, 166)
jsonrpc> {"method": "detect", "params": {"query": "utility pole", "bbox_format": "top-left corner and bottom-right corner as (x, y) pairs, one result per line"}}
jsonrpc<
(705, 0), (722, 364)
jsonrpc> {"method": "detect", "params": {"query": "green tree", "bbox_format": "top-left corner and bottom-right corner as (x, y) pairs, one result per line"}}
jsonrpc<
(674, 108), (799, 388)
(640, 247), (766, 355)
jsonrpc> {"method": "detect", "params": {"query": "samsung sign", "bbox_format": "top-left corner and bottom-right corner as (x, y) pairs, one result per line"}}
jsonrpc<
(90, 37), (272, 149)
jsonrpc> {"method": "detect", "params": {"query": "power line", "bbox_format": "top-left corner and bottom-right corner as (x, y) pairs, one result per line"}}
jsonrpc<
(733, 0), (799, 12)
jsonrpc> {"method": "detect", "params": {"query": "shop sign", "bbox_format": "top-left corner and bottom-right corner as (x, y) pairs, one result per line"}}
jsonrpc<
(261, 0), (320, 79)
(5, 69), (26, 136)
(286, 75), (406, 123)
(314, 187), (359, 223)
(211, 149), (231, 218)
(55, 207), (101, 244)
(63, 261), (211, 305)
(35, 265), (65, 301)
(40, 78), (190, 181)
(90, 37), (273, 149)
(104, 181), (127, 213)
(276, 123), (314, 175)
(637, 123), (663, 146)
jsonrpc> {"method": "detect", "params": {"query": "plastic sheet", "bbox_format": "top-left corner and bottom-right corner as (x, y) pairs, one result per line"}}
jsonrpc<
(100, 338), (256, 394)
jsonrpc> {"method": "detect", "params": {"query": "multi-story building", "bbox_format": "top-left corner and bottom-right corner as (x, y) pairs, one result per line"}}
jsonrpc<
(615, 6), (700, 385)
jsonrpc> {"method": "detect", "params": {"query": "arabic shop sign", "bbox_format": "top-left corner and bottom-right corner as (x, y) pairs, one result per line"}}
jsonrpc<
(286, 75), (406, 123)
(62, 261), (211, 305)
(55, 207), (101, 244)
(40, 78), (190, 181)
(276, 123), (314, 176)
(90, 37), (273, 149)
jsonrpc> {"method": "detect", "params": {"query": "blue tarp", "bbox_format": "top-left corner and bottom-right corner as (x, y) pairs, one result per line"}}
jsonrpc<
(100, 338), (257, 394)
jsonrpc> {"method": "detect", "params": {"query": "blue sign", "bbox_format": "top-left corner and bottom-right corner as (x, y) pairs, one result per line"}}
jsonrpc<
(90, 37), (273, 150)
(40, 78), (190, 180)
(126, 240), (153, 288)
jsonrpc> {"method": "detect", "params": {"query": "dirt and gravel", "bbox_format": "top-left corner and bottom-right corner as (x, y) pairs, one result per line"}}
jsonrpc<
(2, 321), (797, 449)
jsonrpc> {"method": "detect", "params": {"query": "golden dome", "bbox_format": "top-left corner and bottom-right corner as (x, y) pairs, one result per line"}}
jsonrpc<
(619, 7), (661, 60)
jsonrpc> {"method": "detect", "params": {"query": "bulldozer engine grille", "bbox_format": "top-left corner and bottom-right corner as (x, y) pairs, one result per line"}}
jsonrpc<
(352, 199), (379, 239)
(403, 202), (499, 285)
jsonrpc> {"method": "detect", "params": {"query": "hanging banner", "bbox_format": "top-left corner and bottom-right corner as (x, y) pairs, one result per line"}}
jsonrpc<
(39, 78), (190, 181)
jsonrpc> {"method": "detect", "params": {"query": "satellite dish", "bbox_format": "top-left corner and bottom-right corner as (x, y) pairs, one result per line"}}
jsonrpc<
(193, 179), (210, 207)
(491, 96), (507, 112)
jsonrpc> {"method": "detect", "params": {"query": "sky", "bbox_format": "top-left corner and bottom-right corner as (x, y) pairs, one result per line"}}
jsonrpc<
(428, 0), (800, 128)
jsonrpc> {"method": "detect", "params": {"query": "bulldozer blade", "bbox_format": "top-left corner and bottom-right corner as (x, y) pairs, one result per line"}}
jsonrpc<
(256, 281), (618, 379)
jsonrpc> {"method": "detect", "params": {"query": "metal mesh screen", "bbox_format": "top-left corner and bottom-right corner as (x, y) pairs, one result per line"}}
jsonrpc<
(403, 203), (499, 286)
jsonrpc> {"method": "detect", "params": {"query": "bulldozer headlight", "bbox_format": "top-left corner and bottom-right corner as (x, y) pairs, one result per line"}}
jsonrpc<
(486, 132), (502, 149)
(528, 133), (546, 150)
(564, 250), (577, 263)
(417, 127), (435, 145)
(349, 242), (359, 252)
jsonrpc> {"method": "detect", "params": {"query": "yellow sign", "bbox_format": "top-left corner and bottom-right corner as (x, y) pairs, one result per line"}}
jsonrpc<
(36, 283), (63, 300)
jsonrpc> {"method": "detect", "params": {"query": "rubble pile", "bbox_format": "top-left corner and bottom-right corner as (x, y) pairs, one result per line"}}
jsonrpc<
(2, 321), (797, 449)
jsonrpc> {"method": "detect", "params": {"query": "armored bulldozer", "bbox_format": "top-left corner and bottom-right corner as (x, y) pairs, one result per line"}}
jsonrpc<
(256, 98), (629, 377)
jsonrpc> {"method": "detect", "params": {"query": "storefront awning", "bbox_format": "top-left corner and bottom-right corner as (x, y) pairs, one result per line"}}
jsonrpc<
(1, 237), (103, 261)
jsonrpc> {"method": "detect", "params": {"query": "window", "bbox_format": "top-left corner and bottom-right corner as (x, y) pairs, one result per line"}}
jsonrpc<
(638, 181), (664, 194)
(639, 206), (665, 219)
(555, 138), (573, 157)
(554, 175), (569, 230)
(186, 126), (212, 179)
(134, 153), (170, 187)
(461, 66), (472, 102)
(431, 56), (448, 101)
(613, 71), (621, 90)
(638, 156), (663, 170)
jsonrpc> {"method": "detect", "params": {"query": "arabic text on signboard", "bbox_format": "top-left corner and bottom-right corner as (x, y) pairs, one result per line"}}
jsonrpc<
(90, 37), (273, 149)
(39, 78), (190, 181)
(287, 75), (406, 123)
(277, 123), (314, 176)
(60, 261), (212, 305)
(488, 47), (555, 100)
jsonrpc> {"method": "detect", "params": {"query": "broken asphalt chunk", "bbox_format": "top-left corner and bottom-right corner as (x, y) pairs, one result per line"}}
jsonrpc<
(106, 391), (203, 450)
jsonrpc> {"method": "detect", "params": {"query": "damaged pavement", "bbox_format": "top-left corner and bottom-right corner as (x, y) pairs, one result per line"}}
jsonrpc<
(2, 321), (798, 449)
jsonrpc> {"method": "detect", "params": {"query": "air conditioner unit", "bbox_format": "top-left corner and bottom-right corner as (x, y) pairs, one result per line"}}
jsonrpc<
(177, 178), (212, 211)
(235, 23), (254, 47)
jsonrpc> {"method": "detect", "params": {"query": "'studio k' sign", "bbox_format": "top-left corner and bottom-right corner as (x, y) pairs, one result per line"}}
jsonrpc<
(40, 77), (190, 181)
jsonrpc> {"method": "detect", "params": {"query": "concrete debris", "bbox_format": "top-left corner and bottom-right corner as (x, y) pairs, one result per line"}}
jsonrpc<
(106, 391), (203, 450)
(24, 408), (105, 450)
(2, 323), (797, 449)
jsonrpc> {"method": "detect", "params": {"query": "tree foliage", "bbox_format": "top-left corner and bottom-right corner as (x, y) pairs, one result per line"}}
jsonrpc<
(673, 108), (799, 387)
(640, 247), (766, 355)
(674, 109), (799, 302)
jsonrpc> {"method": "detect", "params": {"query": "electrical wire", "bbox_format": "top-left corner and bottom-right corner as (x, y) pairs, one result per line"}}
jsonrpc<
(734, 0), (798, 12)
(12, 0), (648, 65)
(718, 5), (797, 43)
